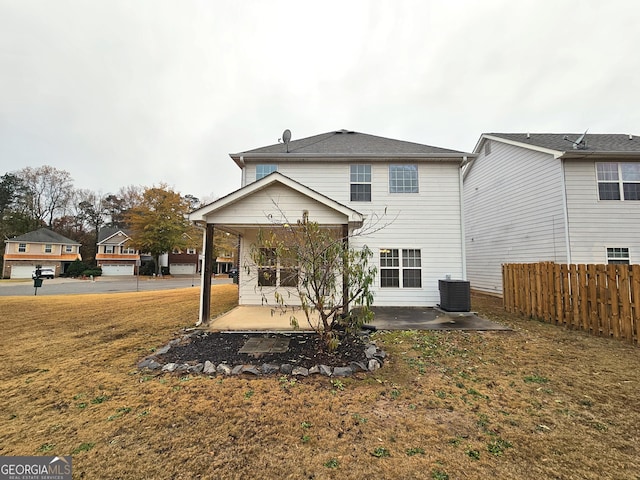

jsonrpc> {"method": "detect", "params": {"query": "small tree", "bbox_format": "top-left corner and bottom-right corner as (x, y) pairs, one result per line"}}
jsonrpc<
(250, 219), (377, 351)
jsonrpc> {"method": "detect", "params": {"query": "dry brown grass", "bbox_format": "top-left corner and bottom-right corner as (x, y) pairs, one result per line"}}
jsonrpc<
(1, 288), (638, 479)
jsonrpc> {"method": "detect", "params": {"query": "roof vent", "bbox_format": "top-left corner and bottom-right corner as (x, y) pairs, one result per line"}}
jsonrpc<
(526, 133), (530, 139)
(629, 134), (634, 140)
(337, 129), (354, 134)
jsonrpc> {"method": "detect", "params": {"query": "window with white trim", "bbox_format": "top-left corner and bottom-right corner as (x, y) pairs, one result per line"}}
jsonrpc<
(186, 248), (196, 255)
(122, 246), (136, 254)
(389, 165), (418, 193)
(104, 245), (114, 254)
(256, 164), (277, 180)
(597, 162), (640, 200)
(44, 244), (52, 253)
(380, 248), (422, 288)
(607, 247), (630, 265)
(18, 243), (26, 253)
(350, 164), (371, 201)
(257, 248), (277, 287)
(65, 245), (74, 253)
(257, 247), (298, 287)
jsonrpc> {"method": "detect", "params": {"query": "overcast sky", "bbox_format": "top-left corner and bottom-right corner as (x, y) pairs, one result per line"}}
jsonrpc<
(1, 0), (639, 201)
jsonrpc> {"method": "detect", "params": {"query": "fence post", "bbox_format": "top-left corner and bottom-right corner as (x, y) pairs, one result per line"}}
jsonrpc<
(632, 265), (640, 345)
(619, 265), (632, 342)
(578, 264), (589, 332)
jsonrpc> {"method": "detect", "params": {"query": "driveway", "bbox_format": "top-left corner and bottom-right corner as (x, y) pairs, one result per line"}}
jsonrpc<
(0, 275), (233, 296)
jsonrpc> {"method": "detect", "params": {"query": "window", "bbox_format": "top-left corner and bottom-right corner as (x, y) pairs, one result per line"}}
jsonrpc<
(18, 243), (26, 253)
(607, 247), (630, 265)
(402, 249), (422, 288)
(65, 245), (74, 253)
(380, 249), (400, 287)
(597, 162), (640, 200)
(380, 248), (422, 288)
(256, 164), (277, 180)
(104, 245), (114, 254)
(389, 165), (418, 193)
(186, 248), (196, 255)
(257, 247), (298, 287)
(122, 246), (136, 254)
(44, 244), (52, 253)
(257, 248), (277, 287)
(350, 164), (371, 201)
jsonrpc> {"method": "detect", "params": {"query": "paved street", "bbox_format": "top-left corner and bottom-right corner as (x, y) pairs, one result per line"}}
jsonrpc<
(0, 275), (233, 296)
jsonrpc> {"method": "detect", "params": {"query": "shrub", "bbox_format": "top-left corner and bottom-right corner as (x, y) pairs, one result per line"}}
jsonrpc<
(66, 259), (89, 278)
(82, 268), (102, 277)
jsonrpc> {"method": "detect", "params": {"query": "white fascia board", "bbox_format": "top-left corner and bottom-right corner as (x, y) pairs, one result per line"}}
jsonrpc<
(231, 153), (470, 162)
(189, 172), (363, 225)
(97, 230), (129, 245)
(559, 151), (640, 159)
(477, 134), (564, 157)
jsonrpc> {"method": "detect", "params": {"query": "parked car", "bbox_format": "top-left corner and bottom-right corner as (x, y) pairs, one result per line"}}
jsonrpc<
(32, 267), (55, 279)
(228, 267), (238, 278)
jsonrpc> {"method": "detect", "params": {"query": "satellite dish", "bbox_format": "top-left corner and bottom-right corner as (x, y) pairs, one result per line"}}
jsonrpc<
(563, 129), (588, 150)
(282, 129), (291, 152)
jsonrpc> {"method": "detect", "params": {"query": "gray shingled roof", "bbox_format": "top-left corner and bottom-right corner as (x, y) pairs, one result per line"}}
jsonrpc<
(233, 129), (468, 156)
(97, 226), (131, 243)
(7, 228), (79, 244)
(488, 133), (640, 153)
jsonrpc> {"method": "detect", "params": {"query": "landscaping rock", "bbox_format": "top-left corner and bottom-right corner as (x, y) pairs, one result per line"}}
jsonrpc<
(188, 363), (204, 373)
(333, 366), (353, 377)
(162, 363), (177, 372)
(203, 361), (216, 374)
(319, 365), (332, 377)
(292, 367), (309, 377)
(231, 365), (244, 375)
(308, 365), (320, 375)
(261, 363), (280, 375)
(147, 360), (163, 370)
(155, 345), (171, 355)
(350, 361), (368, 372)
(368, 359), (381, 371)
(241, 365), (261, 375)
(365, 344), (377, 359)
(280, 364), (293, 375)
(216, 364), (232, 375)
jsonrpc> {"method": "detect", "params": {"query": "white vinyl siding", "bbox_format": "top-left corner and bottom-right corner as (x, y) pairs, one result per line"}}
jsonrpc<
(237, 159), (464, 307)
(564, 159), (640, 264)
(464, 141), (567, 295)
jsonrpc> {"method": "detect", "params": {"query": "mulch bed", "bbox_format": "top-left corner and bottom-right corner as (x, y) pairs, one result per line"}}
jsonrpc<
(156, 331), (370, 369)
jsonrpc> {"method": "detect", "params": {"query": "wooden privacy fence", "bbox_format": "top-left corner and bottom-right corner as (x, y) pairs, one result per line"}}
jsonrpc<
(503, 262), (639, 345)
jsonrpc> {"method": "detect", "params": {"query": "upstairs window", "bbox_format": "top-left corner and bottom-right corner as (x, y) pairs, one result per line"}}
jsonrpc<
(256, 164), (277, 180)
(122, 246), (136, 254)
(104, 245), (114, 254)
(18, 243), (26, 253)
(607, 247), (630, 265)
(186, 248), (196, 255)
(597, 162), (640, 200)
(44, 244), (52, 253)
(389, 165), (418, 193)
(65, 245), (74, 253)
(350, 164), (371, 201)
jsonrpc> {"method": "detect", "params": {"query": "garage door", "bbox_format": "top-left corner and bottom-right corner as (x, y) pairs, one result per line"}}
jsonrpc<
(101, 264), (134, 276)
(10, 265), (37, 279)
(170, 263), (196, 275)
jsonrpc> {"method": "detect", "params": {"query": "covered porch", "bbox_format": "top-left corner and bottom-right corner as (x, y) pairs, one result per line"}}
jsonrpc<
(189, 172), (364, 326)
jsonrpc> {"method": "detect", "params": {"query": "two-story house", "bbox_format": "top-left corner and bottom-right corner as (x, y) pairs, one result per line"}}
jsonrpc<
(463, 132), (640, 295)
(189, 129), (474, 323)
(96, 227), (140, 276)
(2, 228), (81, 278)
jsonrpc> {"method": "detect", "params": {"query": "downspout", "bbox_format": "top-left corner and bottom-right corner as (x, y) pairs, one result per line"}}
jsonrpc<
(240, 156), (246, 187)
(559, 158), (572, 264)
(459, 158), (467, 279)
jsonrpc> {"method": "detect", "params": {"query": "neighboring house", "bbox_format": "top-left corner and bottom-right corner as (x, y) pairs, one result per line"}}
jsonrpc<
(96, 227), (140, 276)
(189, 129), (474, 322)
(2, 228), (81, 279)
(162, 247), (200, 275)
(464, 132), (640, 295)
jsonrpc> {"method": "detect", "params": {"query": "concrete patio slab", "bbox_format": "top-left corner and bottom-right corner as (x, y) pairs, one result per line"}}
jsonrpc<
(208, 305), (509, 332)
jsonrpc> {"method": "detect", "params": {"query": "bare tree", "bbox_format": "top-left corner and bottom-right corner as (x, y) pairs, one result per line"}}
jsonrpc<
(18, 165), (74, 227)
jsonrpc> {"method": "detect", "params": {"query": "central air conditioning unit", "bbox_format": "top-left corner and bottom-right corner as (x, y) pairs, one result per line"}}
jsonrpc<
(438, 279), (471, 312)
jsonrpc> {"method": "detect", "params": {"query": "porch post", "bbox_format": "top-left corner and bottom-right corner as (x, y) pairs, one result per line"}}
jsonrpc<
(342, 224), (349, 314)
(199, 223), (215, 325)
